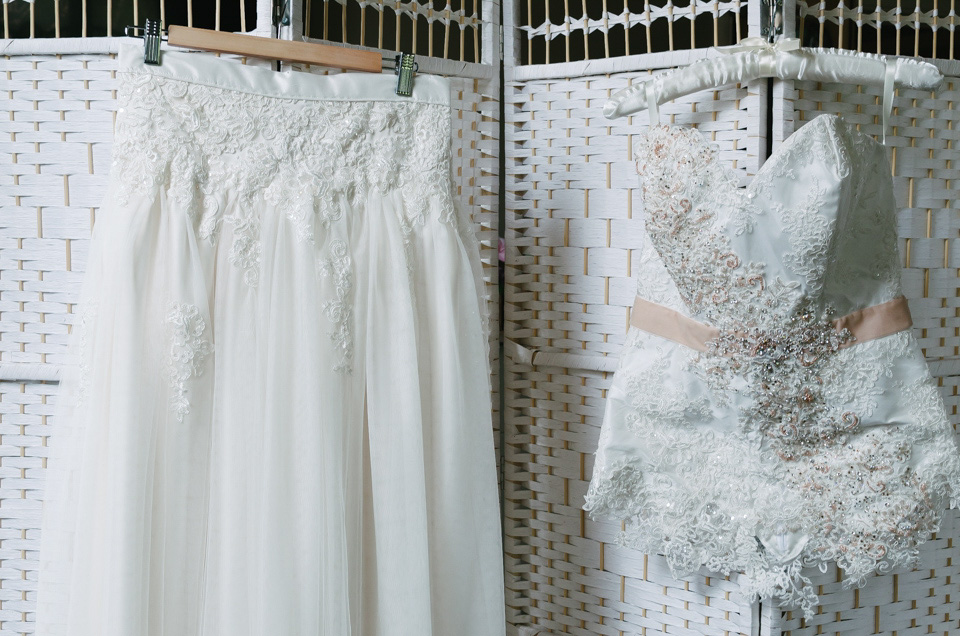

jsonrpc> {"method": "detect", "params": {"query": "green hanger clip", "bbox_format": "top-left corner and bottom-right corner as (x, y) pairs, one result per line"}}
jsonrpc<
(394, 53), (418, 97)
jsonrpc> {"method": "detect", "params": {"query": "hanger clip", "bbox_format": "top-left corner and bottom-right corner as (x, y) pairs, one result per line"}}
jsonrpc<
(125, 19), (166, 65)
(760, 0), (784, 43)
(143, 19), (163, 65)
(394, 53), (417, 97)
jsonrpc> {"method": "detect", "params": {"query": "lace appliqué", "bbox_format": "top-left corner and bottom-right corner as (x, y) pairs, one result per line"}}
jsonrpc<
(111, 72), (455, 288)
(164, 302), (212, 422)
(317, 240), (354, 374)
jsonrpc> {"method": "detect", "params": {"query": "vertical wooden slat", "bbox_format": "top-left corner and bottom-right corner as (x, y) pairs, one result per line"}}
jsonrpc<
(324, 0), (331, 40)
(876, 1), (881, 56)
(896, 0), (902, 54)
(3, 3), (8, 39)
(602, 0), (610, 59)
(624, 5), (632, 54)
(818, 0), (825, 46)
(735, 0), (742, 41)
(132, 0), (137, 35)
(690, 0), (697, 49)
(30, 1), (35, 38)
(427, 2), (433, 57)
(240, 0), (246, 34)
(564, 0), (572, 63)
(856, 0), (863, 53)
(82, 0), (87, 37)
(713, 0), (720, 46)
(527, 0), (534, 63)
(472, 0), (478, 62)
(933, 0), (939, 57)
(646, 0), (654, 53)
(914, 1), (921, 57)
(837, 0), (844, 49)
(55, 0), (61, 38)
(362, 2), (369, 49)
(667, 0), (675, 50)
(581, 0), (589, 61)
(377, 0), (384, 49)
(444, 6), (452, 61)
(412, 1), (419, 55)
(951, 0), (956, 60)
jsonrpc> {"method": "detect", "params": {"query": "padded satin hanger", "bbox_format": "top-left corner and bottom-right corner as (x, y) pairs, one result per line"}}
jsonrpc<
(603, 37), (943, 145)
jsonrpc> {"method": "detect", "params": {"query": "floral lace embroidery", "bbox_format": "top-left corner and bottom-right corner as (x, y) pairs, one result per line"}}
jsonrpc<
(111, 71), (455, 288)
(588, 116), (960, 620)
(317, 240), (354, 374)
(165, 302), (212, 422)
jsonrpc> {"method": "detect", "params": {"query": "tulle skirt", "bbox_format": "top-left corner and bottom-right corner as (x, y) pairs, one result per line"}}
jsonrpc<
(34, 42), (505, 636)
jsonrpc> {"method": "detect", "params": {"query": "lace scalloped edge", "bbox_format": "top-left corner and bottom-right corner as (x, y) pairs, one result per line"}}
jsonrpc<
(583, 465), (960, 621)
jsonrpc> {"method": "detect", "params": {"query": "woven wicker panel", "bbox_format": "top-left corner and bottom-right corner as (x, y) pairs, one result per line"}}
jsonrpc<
(513, 0), (749, 65)
(0, 49), (501, 635)
(302, 0), (487, 63)
(796, 0), (960, 59)
(0, 380), (60, 635)
(0, 53), (117, 368)
(503, 64), (767, 635)
(0, 0), (258, 39)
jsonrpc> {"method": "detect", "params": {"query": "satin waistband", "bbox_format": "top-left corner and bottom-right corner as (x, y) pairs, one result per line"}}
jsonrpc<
(117, 41), (450, 105)
(629, 296), (913, 352)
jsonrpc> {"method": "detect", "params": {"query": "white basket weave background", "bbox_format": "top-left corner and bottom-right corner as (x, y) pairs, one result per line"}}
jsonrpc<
(0, 17), (502, 634)
(502, 2), (960, 635)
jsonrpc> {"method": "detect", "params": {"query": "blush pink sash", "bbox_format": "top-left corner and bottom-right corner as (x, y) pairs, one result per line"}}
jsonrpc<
(629, 296), (913, 352)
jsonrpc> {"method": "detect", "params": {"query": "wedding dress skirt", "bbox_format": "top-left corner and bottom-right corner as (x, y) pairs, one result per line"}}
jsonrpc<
(34, 42), (505, 636)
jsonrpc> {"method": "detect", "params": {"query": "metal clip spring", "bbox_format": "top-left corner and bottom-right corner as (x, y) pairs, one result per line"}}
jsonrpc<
(124, 19), (167, 66)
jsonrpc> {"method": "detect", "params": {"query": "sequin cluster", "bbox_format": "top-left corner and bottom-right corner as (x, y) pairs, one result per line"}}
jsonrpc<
(638, 125), (764, 330)
(703, 298), (858, 456)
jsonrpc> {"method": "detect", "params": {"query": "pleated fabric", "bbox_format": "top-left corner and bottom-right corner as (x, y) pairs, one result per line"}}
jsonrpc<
(34, 42), (505, 636)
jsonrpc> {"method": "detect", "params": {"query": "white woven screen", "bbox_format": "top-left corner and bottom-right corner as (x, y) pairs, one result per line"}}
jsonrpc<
(302, 0), (487, 63)
(797, 0), (960, 59)
(503, 65), (767, 636)
(0, 0), (258, 39)
(0, 48), (502, 635)
(514, 0), (748, 65)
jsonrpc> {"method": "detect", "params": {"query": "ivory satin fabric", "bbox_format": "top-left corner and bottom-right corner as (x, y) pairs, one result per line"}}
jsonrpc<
(34, 43), (505, 636)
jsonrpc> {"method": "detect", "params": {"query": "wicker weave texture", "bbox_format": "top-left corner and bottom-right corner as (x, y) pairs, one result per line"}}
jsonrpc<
(0, 50), (501, 635)
(503, 66), (766, 636)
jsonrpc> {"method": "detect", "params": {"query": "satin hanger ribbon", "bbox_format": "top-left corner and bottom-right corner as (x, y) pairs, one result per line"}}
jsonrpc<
(645, 81), (660, 127)
(882, 57), (898, 145)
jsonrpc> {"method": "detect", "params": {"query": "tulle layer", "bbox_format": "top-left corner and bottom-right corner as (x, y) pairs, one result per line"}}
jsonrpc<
(34, 48), (504, 636)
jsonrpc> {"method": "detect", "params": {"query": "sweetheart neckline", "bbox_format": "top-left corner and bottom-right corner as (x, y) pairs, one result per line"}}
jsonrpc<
(644, 113), (886, 193)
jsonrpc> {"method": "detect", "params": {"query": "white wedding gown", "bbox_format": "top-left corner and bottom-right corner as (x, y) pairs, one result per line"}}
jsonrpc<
(584, 114), (960, 618)
(34, 42), (505, 636)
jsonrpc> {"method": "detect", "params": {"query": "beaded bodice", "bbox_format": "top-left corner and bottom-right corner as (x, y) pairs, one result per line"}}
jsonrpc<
(584, 114), (960, 619)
